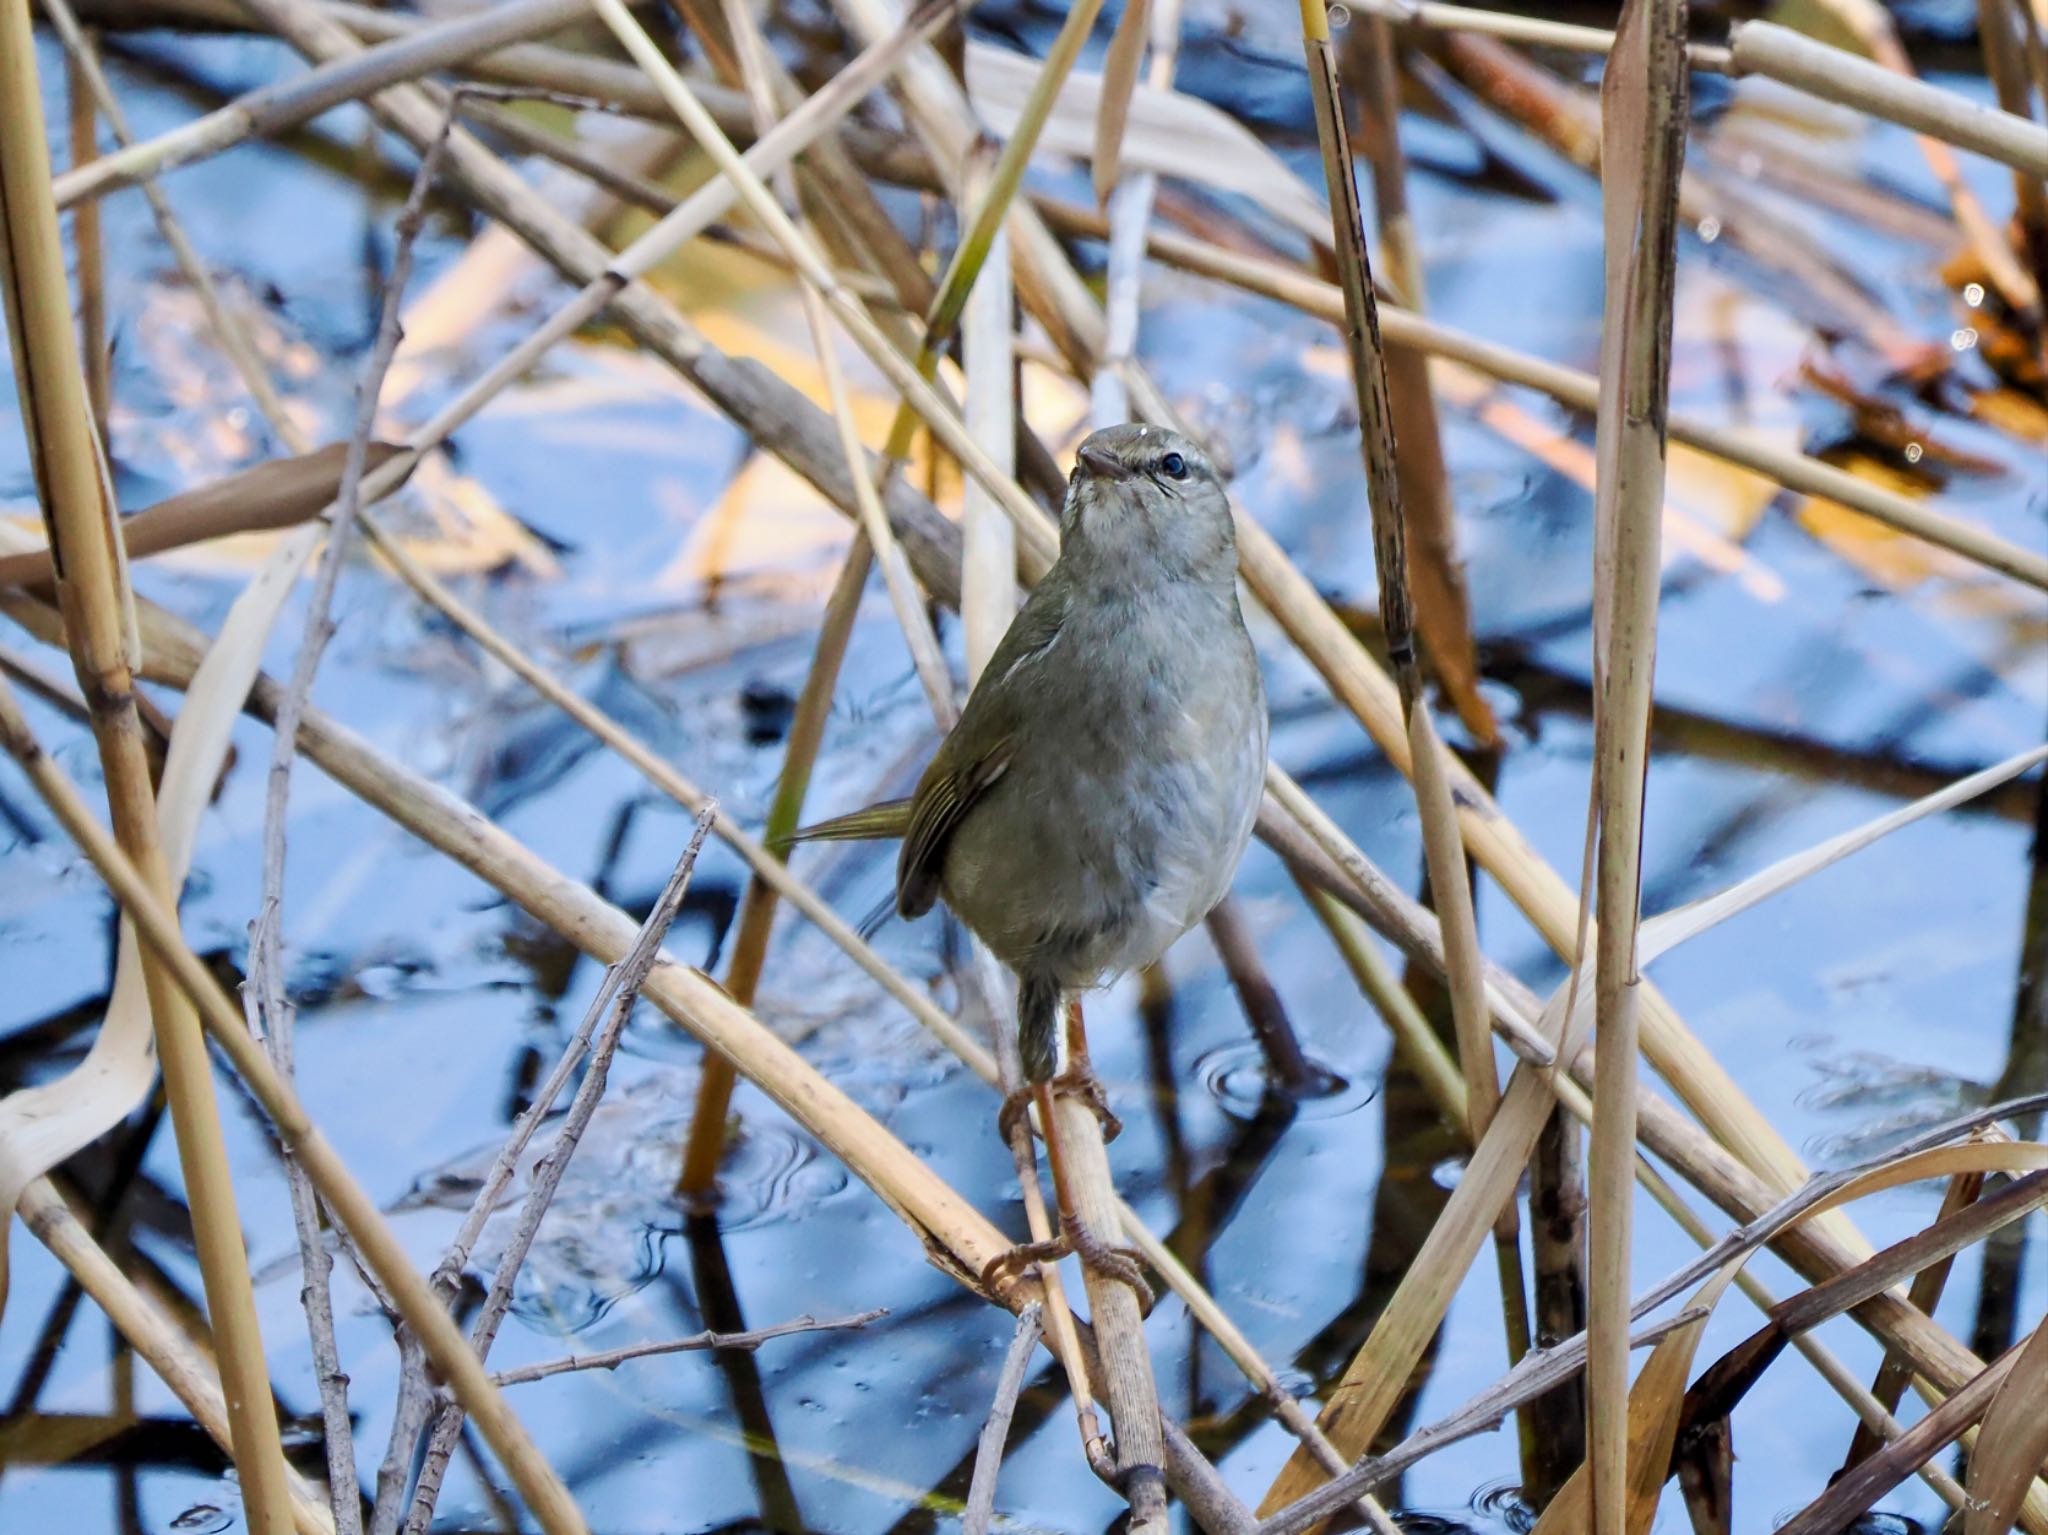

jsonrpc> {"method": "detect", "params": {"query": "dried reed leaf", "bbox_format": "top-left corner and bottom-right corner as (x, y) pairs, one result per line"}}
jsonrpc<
(0, 443), (408, 587)
(1584, 3), (1688, 1525)
(965, 41), (1331, 247)
(1968, 1317), (2048, 1535)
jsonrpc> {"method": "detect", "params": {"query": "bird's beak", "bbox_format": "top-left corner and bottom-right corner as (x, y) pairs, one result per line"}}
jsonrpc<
(1076, 441), (1120, 478)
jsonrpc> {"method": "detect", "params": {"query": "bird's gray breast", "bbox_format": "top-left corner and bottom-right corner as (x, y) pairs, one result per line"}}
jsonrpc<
(940, 581), (1267, 988)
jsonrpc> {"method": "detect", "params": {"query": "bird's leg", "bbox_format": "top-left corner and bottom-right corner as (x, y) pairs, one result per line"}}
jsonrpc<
(1048, 996), (1123, 1142)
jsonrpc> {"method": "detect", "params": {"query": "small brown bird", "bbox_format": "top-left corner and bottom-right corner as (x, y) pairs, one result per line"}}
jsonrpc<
(796, 423), (1268, 1094)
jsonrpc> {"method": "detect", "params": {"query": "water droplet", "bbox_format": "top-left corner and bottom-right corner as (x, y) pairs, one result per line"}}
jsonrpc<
(1963, 282), (1985, 307)
(1326, 2), (1350, 25)
(1697, 215), (1722, 244)
(1951, 327), (1978, 351)
(170, 1506), (234, 1534)
(1903, 442), (1923, 464)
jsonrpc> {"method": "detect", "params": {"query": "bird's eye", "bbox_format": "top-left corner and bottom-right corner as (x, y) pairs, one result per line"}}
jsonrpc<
(1160, 452), (1188, 479)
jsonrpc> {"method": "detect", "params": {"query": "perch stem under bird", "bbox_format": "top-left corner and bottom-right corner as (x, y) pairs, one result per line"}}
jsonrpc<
(788, 422), (1269, 1292)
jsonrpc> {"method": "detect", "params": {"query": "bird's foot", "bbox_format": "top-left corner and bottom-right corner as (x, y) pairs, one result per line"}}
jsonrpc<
(979, 1234), (1070, 1296)
(1049, 1062), (1122, 1142)
(1065, 1215), (1154, 1317)
(996, 1084), (1037, 1148)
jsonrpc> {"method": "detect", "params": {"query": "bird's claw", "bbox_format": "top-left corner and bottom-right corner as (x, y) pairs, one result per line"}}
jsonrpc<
(1066, 1215), (1154, 1317)
(996, 1084), (1037, 1147)
(1049, 1063), (1122, 1142)
(979, 1234), (1070, 1296)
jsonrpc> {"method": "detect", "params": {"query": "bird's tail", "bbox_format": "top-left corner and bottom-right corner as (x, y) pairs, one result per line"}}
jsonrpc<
(775, 797), (915, 850)
(1017, 973), (1062, 1084)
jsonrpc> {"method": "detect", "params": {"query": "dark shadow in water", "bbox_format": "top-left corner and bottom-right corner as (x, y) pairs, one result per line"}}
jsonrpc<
(685, 1213), (808, 1534)
(1970, 773), (2048, 1376)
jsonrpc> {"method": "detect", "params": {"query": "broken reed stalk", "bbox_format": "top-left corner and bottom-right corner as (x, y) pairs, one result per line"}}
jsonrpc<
(402, 810), (717, 1533)
(1583, 2), (1687, 1527)
(0, 9), (295, 1529)
(1288, 0), (1535, 1518)
(1728, 20), (2048, 182)
(0, 668), (589, 1535)
(677, 536), (872, 1200)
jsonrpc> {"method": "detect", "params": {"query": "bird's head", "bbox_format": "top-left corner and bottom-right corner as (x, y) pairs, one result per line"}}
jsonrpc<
(1060, 423), (1236, 581)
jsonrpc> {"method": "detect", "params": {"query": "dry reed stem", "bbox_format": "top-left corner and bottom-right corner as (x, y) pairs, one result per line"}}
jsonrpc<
(1777, 1344), (2019, 1535)
(1292, 0), (1534, 1515)
(489, 1309), (889, 1388)
(0, 664), (588, 1533)
(1347, 11), (1495, 745)
(63, 39), (108, 434)
(402, 810), (716, 1532)
(963, 1301), (1043, 1535)
(0, 9), (295, 1526)
(1092, 0), (1148, 203)
(1730, 21), (2048, 180)
(874, 0), (1109, 472)
(49, 0), (601, 208)
(1842, 1155), (1990, 1468)
(1583, 3), (1687, 1526)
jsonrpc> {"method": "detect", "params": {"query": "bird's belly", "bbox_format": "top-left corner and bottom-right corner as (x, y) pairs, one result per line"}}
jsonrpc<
(939, 720), (1263, 988)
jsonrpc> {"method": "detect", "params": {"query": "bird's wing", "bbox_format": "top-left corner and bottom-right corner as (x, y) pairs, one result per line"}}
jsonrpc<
(895, 581), (1069, 917)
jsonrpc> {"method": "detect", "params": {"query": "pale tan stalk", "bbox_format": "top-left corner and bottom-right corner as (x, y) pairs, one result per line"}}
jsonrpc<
(0, 12), (294, 1527)
(1583, 4), (1687, 1525)
(1729, 21), (2048, 180)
